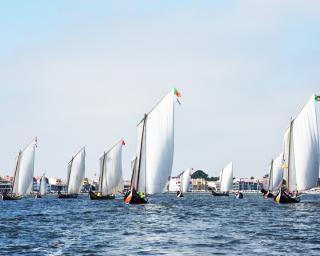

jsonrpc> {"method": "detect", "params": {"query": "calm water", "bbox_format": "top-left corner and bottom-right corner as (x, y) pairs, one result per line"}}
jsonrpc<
(1, 193), (320, 255)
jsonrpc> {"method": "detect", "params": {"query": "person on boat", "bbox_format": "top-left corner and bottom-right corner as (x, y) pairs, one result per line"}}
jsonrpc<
(137, 191), (146, 199)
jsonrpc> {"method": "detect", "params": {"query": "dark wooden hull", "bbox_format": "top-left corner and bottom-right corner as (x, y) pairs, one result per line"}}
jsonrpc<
(261, 189), (274, 198)
(58, 192), (78, 199)
(124, 189), (147, 204)
(1, 194), (22, 200)
(274, 190), (300, 204)
(89, 191), (115, 200)
(176, 191), (184, 197)
(236, 192), (243, 199)
(212, 191), (229, 197)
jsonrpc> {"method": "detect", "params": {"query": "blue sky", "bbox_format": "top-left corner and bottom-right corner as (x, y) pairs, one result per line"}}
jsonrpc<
(1, 1), (320, 180)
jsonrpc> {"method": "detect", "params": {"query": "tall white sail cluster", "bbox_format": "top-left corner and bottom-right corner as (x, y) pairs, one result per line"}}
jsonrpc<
(284, 95), (320, 192)
(220, 162), (233, 192)
(270, 153), (284, 191)
(99, 140), (124, 195)
(12, 138), (37, 195)
(132, 89), (179, 194)
(67, 148), (86, 194)
(181, 168), (192, 193)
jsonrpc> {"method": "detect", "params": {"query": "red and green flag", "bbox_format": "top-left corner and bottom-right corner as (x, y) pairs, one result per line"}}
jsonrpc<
(315, 95), (320, 101)
(174, 88), (182, 97)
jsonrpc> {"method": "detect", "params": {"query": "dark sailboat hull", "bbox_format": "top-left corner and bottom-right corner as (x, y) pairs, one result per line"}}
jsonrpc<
(176, 192), (184, 198)
(89, 191), (115, 200)
(236, 192), (243, 199)
(261, 189), (274, 198)
(35, 194), (42, 199)
(1, 193), (22, 200)
(212, 191), (229, 197)
(274, 190), (300, 204)
(58, 192), (78, 199)
(124, 189), (147, 204)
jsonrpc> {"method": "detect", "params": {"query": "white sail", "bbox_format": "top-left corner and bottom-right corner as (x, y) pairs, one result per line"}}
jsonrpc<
(17, 138), (37, 195)
(132, 89), (178, 194)
(67, 148), (86, 194)
(144, 90), (175, 194)
(271, 153), (284, 191)
(220, 162), (233, 192)
(180, 168), (192, 193)
(100, 140), (124, 195)
(292, 95), (319, 191)
(40, 175), (46, 196)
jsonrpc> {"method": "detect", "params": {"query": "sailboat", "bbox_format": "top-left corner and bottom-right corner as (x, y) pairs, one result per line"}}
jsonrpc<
(235, 178), (244, 199)
(262, 153), (284, 198)
(275, 94), (320, 203)
(58, 147), (86, 199)
(35, 174), (46, 199)
(89, 140), (125, 200)
(124, 88), (181, 204)
(2, 138), (37, 200)
(212, 162), (233, 197)
(177, 168), (192, 197)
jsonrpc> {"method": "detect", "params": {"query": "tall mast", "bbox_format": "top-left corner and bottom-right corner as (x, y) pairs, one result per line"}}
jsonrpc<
(286, 118), (294, 192)
(11, 150), (22, 195)
(268, 159), (274, 191)
(99, 152), (106, 193)
(66, 157), (74, 193)
(135, 114), (147, 191)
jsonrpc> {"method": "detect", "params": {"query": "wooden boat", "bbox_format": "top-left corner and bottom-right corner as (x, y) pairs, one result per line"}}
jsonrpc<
(274, 188), (300, 204)
(58, 147), (86, 199)
(125, 88), (181, 204)
(212, 162), (233, 197)
(35, 193), (42, 199)
(58, 191), (78, 199)
(176, 191), (184, 198)
(89, 191), (115, 200)
(235, 192), (243, 199)
(124, 189), (147, 204)
(2, 138), (37, 201)
(89, 140), (125, 201)
(212, 190), (229, 196)
(1, 193), (22, 200)
(275, 95), (320, 203)
(261, 189), (274, 198)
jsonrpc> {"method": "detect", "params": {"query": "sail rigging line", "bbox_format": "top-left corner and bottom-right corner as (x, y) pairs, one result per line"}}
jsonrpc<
(136, 114), (147, 192)
(11, 150), (22, 195)
(104, 139), (125, 155)
(137, 89), (175, 126)
(20, 137), (37, 153)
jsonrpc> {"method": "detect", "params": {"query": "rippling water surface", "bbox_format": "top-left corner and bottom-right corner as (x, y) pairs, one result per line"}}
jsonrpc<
(1, 193), (320, 255)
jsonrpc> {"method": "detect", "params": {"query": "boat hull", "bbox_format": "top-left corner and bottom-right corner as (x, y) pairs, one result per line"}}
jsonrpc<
(176, 191), (184, 198)
(236, 192), (243, 199)
(89, 191), (115, 200)
(35, 194), (42, 199)
(124, 189), (147, 204)
(58, 192), (78, 199)
(274, 190), (300, 204)
(212, 191), (229, 197)
(1, 193), (22, 200)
